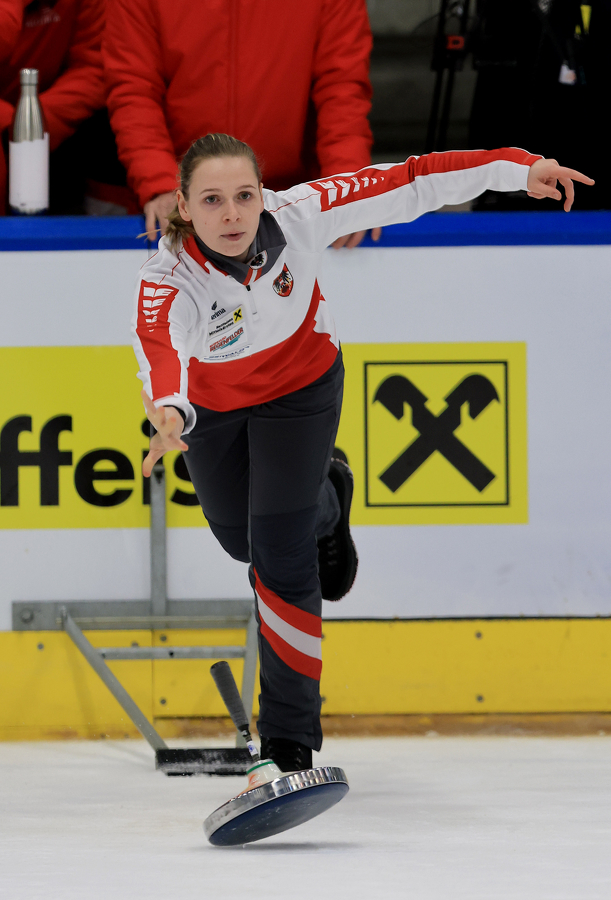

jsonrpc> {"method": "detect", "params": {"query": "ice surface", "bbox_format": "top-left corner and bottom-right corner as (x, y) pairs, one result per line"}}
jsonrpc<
(1, 736), (610, 899)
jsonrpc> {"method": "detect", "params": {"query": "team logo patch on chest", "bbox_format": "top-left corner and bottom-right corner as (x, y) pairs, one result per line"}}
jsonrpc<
(273, 264), (294, 297)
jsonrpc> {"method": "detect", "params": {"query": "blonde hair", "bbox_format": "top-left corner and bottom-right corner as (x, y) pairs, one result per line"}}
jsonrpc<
(165, 133), (263, 251)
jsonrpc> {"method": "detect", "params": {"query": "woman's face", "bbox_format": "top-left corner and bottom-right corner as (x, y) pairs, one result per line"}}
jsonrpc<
(177, 156), (264, 261)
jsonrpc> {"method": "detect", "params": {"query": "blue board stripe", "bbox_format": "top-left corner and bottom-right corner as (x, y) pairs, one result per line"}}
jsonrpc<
(358, 211), (611, 247)
(1, 211), (610, 251)
(0, 216), (150, 251)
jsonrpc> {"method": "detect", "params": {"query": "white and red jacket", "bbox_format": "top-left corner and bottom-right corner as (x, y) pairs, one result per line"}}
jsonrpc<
(132, 148), (540, 429)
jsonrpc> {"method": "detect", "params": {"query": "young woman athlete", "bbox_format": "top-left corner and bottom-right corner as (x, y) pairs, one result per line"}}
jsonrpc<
(133, 133), (592, 772)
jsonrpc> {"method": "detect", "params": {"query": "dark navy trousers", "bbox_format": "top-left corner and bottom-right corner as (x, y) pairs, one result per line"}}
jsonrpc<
(183, 351), (344, 751)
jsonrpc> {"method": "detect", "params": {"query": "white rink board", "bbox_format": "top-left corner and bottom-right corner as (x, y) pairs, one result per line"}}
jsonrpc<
(1, 244), (611, 626)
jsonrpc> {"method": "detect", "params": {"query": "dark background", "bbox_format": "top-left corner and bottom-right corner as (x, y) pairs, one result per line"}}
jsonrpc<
(367, 0), (609, 209)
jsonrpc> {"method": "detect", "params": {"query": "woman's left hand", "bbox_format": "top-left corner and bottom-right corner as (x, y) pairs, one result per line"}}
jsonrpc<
(527, 159), (594, 211)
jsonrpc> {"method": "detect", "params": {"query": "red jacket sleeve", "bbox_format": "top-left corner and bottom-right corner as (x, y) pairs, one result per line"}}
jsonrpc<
(38, 0), (106, 151)
(103, 0), (178, 208)
(311, 0), (373, 178)
(0, 0), (25, 64)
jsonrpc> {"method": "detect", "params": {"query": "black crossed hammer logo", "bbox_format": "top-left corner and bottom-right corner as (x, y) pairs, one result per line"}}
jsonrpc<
(374, 374), (500, 493)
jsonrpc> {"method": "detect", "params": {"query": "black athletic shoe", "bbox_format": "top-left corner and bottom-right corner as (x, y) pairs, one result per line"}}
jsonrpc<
(317, 458), (358, 602)
(260, 736), (313, 772)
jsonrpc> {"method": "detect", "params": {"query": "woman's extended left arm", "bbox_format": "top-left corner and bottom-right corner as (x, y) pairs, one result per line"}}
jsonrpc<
(269, 149), (594, 253)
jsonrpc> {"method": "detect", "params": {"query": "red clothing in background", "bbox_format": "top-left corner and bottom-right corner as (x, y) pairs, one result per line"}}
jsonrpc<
(0, 0), (105, 212)
(103, 0), (373, 207)
(0, 1), (26, 64)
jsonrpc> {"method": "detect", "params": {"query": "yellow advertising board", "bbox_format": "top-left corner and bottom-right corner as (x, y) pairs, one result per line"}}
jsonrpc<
(0, 342), (527, 528)
(336, 342), (527, 524)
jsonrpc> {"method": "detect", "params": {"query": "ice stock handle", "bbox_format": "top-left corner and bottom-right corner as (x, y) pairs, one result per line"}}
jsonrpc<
(210, 660), (249, 732)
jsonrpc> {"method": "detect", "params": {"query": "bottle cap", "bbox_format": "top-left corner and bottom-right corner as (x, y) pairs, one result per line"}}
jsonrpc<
(20, 69), (39, 86)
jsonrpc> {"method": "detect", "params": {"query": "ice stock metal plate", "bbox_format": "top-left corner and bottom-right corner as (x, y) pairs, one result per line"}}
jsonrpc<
(204, 766), (349, 845)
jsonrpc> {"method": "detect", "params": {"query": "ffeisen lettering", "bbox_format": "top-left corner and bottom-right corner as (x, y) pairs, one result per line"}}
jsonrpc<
(210, 326), (244, 354)
(0, 415), (196, 509)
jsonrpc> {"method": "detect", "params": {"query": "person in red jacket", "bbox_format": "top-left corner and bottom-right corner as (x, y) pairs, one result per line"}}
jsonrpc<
(0, 0), (106, 215)
(102, 0), (379, 247)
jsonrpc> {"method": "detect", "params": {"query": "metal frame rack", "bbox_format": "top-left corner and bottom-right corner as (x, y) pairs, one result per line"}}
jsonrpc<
(12, 462), (258, 775)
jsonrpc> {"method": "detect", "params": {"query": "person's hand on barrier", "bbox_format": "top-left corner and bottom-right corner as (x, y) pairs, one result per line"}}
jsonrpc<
(143, 191), (177, 242)
(527, 159), (594, 211)
(141, 390), (188, 477)
(332, 227), (382, 249)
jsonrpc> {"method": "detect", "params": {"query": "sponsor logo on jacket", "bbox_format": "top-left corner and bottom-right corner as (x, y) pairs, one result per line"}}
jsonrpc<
(209, 326), (245, 354)
(273, 264), (293, 297)
(209, 307), (243, 338)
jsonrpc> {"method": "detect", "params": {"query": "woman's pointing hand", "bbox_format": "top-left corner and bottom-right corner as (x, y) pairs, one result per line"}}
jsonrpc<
(527, 159), (594, 211)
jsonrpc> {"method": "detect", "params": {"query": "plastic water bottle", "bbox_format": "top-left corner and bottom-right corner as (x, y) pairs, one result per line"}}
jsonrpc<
(9, 68), (49, 215)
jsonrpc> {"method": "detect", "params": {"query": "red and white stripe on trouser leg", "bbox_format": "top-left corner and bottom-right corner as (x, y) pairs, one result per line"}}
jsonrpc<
(254, 573), (322, 681)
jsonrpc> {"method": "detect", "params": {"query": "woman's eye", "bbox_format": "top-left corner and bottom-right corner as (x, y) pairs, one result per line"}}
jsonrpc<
(238, 192), (252, 201)
(204, 195), (219, 204)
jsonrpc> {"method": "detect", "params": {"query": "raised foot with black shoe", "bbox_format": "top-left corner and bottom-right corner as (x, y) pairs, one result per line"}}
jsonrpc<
(317, 458), (358, 602)
(260, 736), (313, 772)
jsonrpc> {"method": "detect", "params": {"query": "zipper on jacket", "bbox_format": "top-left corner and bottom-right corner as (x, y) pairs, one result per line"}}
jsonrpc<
(247, 287), (258, 316)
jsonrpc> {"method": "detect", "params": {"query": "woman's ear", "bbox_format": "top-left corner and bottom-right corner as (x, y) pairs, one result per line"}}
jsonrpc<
(177, 190), (192, 223)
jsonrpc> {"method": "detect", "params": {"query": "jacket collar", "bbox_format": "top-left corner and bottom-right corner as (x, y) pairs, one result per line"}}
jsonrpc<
(187, 210), (286, 286)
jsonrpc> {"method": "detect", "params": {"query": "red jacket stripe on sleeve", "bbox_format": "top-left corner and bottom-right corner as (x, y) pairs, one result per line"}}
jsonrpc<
(310, 148), (539, 212)
(135, 280), (181, 400)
